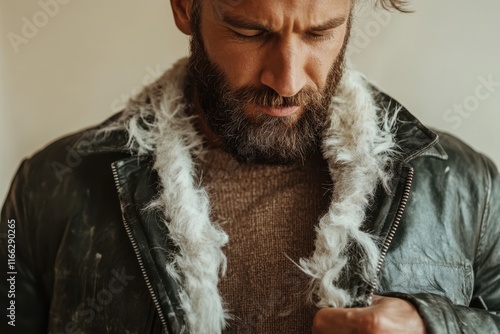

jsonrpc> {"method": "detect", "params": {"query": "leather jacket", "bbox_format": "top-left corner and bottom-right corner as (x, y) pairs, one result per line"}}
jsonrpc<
(1, 92), (499, 334)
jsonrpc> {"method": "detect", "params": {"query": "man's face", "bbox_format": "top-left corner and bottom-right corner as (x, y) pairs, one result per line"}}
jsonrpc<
(185, 0), (352, 164)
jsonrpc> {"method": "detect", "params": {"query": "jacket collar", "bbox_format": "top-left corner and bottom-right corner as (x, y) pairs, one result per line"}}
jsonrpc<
(375, 91), (448, 163)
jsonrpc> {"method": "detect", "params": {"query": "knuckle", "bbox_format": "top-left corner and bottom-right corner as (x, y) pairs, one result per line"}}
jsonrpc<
(363, 312), (382, 332)
(311, 309), (328, 333)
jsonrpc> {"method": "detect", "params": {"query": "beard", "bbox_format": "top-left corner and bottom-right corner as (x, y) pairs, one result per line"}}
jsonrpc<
(186, 17), (349, 165)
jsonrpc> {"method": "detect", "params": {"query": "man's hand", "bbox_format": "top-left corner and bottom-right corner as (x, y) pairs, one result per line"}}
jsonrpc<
(312, 295), (427, 334)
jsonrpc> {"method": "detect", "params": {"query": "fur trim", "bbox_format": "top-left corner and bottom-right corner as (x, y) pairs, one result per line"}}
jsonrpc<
(103, 58), (399, 332)
(298, 69), (399, 307)
(113, 58), (231, 333)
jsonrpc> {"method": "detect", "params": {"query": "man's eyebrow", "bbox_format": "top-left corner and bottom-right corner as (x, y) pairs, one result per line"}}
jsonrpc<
(221, 15), (272, 31)
(310, 17), (347, 31)
(221, 15), (347, 32)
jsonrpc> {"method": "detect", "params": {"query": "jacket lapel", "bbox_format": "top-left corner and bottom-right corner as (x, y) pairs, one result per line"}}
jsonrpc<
(111, 156), (187, 334)
(364, 93), (448, 295)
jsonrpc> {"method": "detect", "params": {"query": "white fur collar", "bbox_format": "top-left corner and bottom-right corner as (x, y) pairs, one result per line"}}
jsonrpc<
(109, 58), (398, 333)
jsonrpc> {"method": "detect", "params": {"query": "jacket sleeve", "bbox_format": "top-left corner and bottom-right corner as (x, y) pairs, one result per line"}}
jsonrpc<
(388, 154), (500, 334)
(0, 160), (49, 333)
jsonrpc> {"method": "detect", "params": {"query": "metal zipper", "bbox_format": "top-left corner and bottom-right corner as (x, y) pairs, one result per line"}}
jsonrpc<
(111, 163), (170, 333)
(368, 166), (415, 302)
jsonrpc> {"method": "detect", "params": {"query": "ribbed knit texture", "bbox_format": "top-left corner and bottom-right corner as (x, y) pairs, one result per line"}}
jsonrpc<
(198, 148), (332, 334)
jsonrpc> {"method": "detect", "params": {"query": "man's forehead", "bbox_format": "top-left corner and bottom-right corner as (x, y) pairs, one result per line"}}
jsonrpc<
(207, 0), (351, 30)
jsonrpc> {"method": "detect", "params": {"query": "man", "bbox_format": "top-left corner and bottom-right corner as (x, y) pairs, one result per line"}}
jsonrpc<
(1, 0), (499, 333)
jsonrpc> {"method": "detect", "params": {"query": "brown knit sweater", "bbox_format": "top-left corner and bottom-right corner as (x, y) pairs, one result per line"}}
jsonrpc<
(198, 148), (332, 334)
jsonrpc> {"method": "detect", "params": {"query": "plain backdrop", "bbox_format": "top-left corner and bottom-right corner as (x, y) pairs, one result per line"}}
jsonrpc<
(1, 0), (499, 203)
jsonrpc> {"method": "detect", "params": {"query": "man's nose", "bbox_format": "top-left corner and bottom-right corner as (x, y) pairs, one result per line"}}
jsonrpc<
(260, 37), (307, 97)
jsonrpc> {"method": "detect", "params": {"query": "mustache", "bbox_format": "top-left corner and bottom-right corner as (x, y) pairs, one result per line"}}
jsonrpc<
(231, 85), (325, 108)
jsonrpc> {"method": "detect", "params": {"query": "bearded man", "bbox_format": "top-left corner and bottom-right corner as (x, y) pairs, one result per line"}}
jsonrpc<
(1, 0), (499, 333)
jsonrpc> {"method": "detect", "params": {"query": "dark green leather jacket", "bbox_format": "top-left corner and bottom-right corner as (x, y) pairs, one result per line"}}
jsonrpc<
(1, 94), (499, 333)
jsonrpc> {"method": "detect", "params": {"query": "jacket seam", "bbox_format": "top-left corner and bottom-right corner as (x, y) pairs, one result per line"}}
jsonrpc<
(18, 159), (37, 272)
(475, 154), (492, 269)
(418, 151), (447, 160)
(22, 158), (57, 303)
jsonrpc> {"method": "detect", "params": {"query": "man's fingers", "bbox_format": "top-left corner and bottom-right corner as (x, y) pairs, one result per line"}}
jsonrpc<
(312, 297), (426, 334)
(312, 307), (365, 334)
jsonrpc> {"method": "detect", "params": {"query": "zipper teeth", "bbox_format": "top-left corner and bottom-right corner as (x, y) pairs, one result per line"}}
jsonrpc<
(111, 163), (170, 333)
(369, 166), (415, 300)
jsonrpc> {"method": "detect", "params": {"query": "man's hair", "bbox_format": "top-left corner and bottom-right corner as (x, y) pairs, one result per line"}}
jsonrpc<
(375, 0), (411, 12)
(191, 0), (412, 13)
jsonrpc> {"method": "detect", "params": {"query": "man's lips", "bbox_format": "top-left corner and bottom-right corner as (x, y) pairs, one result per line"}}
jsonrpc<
(259, 106), (300, 117)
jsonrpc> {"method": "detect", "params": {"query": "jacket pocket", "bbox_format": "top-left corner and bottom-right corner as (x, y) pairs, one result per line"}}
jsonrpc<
(378, 260), (474, 306)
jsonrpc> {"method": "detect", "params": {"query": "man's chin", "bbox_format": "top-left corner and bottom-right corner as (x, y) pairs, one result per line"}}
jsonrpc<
(221, 121), (321, 165)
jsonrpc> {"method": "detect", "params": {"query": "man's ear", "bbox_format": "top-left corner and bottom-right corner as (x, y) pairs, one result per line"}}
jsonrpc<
(170, 0), (193, 35)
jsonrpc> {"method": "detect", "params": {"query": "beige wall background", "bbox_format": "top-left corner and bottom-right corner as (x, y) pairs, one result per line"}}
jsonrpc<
(1, 0), (499, 203)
